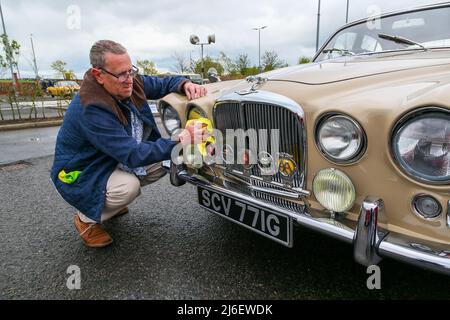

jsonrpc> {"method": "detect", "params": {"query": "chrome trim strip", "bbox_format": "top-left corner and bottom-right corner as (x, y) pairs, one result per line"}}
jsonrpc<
(216, 90), (305, 118)
(447, 200), (450, 227)
(353, 197), (386, 266)
(251, 185), (302, 199)
(224, 170), (311, 197)
(162, 160), (171, 170)
(378, 234), (450, 275)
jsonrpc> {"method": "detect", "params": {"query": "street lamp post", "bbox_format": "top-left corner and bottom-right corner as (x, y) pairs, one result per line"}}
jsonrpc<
(252, 25), (267, 73)
(346, 0), (350, 23)
(30, 33), (39, 79)
(189, 34), (215, 83)
(316, 0), (321, 52)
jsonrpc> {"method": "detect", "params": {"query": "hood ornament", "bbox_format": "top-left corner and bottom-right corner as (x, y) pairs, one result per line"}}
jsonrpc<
(236, 76), (268, 95)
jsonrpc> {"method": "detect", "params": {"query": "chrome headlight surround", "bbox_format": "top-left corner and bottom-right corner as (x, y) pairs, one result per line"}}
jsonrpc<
(187, 105), (207, 121)
(391, 107), (450, 185)
(315, 113), (366, 164)
(160, 102), (181, 135)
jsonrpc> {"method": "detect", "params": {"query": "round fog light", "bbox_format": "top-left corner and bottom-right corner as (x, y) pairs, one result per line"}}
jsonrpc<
(412, 194), (442, 219)
(312, 168), (356, 212)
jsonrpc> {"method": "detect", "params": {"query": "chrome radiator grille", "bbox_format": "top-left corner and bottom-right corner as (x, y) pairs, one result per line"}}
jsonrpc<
(213, 99), (306, 210)
(252, 179), (306, 212)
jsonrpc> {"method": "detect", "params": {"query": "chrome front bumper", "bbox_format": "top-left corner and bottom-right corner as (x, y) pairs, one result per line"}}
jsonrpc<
(163, 162), (450, 276)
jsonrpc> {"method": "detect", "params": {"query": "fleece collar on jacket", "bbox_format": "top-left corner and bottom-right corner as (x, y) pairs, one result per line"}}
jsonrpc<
(79, 69), (146, 125)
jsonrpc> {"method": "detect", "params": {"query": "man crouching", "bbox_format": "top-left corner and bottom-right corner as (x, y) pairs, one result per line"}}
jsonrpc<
(51, 40), (207, 247)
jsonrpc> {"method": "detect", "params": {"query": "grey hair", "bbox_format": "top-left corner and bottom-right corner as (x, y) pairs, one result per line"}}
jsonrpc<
(89, 40), (127, 68)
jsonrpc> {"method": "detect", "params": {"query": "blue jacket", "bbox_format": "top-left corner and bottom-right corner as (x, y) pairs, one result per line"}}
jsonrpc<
(51, 72), (186, 222)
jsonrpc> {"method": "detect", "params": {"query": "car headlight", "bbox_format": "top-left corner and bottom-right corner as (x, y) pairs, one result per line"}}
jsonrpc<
(316, 114), (366, 163)
(392, 108), (450, 184)
(187, 106), (207, 120)
(161, 104), (181, 134)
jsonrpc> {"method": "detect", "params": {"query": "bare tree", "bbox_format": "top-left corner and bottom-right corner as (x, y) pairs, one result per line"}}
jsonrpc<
(172, 51), (189, 73)
(218, 51), (237, 75)
(235, 53), (252, 75)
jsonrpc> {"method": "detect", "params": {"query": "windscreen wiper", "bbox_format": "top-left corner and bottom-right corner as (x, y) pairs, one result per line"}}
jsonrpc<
(378, 33), (427, 50)
(322, 48), (355, 56)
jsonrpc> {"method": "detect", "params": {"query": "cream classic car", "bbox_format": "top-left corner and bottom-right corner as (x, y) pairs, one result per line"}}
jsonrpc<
(159, 3), (450, 275)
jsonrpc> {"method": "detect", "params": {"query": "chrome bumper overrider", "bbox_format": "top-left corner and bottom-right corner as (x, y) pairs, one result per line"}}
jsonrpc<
(163, 162), (450, 275)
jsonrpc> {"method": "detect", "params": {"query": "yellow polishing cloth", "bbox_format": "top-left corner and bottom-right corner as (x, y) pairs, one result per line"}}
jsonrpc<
(185, 117), (215, 156)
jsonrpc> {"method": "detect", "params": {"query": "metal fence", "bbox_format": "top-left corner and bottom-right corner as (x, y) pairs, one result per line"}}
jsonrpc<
(0, 95), (70, 123)
(0, 96), (160, 126)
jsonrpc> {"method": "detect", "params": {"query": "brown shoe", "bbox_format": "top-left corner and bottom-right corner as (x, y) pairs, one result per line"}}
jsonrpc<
(74, 215), (113, 248)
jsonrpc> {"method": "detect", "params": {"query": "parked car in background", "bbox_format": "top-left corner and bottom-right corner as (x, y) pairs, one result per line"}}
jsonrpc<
(47, 80), (80, 97)
(159, 2), (450, 275)
(39, 79), (54, 92)
(158, 72), (203, 85)
(183, 73), (203, 84)
(207, 67), (221, 83)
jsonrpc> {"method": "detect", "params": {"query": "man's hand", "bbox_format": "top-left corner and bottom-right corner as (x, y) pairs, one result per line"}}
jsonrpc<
(183, 82), (207, 100)
(177, 120), (208, 145)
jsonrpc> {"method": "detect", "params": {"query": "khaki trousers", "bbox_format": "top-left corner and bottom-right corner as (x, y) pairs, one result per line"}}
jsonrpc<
(78, 162), (166, 223)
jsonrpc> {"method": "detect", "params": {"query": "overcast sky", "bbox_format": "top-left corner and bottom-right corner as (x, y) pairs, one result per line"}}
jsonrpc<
(0, 0), (446, 78)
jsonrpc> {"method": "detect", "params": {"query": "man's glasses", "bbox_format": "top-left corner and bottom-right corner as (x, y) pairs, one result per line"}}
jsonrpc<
(99, 65), (139, 82)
